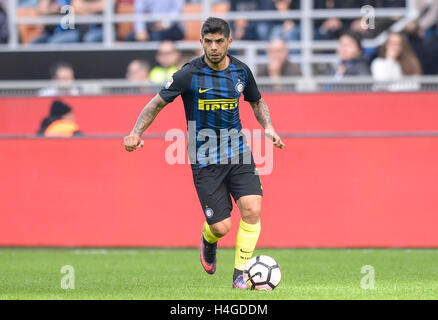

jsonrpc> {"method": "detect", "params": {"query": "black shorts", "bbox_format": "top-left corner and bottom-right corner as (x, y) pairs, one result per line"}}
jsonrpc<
(192, 154), (263, 225)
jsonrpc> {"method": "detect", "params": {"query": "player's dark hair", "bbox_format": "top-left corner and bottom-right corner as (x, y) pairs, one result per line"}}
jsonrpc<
(201, 17), (231, 39)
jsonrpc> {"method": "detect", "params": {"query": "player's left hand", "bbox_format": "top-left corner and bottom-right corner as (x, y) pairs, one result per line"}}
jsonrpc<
(265, 129), (285, 149)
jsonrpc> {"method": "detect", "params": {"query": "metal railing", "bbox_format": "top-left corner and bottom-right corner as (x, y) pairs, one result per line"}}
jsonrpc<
(1, 0), (419, 78)
(1, 76), (438, 96)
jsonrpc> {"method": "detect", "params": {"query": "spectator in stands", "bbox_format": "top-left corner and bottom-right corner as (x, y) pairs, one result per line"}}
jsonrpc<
(125, 59), (151, 93)
(257, 39), (301, 78)
(229, 0), (261, 40)
(32, 0), (104, 43)
(132, 0), (185, 42)
(415, 0), (438, 38)
(32, 0), (79, 44)
(39, 61), (81, 96)
(421, 33), (438, 74)
(371, 32), (423, 81)
(126, 59), (150, 81)
(405, 20), (438, 75)
(37, 100), (82, 137)
(257, 0), (301, 42)
(149, 41), (181, 84)
(0, 0), (8, 43)
(314, 0), (363, 40)
(349, 18), (389, 39)
(349, 0), (406, 39)
(331, 31), (371, 77)
(70, 0), (105, 43)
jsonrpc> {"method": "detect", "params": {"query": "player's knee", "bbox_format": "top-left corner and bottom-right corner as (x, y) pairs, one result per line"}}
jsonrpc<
(210, 219), (231, 238)
(240, 199), (261, 224)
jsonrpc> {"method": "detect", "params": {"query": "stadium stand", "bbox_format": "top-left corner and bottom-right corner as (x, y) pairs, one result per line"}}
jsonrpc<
(0, 0), (437, 94)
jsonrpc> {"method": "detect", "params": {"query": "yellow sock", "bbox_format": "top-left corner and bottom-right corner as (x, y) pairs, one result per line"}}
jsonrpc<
(202, 222), (220, 244)
(234, 219), (261, 270)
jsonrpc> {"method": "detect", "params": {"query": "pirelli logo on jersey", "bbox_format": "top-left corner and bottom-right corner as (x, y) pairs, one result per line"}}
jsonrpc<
(198, 99), (239, 111)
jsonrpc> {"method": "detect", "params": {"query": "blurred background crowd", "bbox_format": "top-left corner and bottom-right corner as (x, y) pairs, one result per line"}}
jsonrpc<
(0, 0), (437, 94)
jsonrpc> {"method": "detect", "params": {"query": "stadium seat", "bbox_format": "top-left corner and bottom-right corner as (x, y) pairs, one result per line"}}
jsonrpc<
(17, 7), (43, 44)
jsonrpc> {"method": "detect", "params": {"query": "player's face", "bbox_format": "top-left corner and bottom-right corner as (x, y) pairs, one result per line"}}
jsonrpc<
(201, 33), (232, 65)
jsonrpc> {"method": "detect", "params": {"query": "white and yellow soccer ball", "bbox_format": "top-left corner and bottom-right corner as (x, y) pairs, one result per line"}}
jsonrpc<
(243, 255), (281, 290)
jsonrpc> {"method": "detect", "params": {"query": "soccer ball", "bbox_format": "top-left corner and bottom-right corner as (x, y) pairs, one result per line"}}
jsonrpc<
(243, 255), (281, 290)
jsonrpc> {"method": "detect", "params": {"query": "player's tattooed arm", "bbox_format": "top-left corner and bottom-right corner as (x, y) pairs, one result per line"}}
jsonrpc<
(250, 98), (285, 149)
(131, 94), (168, 136)
(124, 94), (168, 152)
(250, 98), (273, 130)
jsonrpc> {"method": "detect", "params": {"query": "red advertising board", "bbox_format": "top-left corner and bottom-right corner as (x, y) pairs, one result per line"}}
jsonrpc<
(1, 93), (437, 247)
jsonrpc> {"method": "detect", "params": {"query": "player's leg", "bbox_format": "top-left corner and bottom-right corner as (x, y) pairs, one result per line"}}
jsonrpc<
(193, 165), (233, 274)
(233, 195), (262, 288)
(227, 157), (263, 289)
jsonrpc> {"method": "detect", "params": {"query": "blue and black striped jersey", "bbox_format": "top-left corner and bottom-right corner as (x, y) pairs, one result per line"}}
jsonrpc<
(159, 55), (261, 168)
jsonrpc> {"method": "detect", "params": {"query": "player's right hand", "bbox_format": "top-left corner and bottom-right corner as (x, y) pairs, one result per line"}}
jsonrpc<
(124, 133), (144, 152)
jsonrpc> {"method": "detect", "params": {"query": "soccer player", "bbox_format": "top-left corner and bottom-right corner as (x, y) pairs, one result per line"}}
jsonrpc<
(124, 17), (285, 289)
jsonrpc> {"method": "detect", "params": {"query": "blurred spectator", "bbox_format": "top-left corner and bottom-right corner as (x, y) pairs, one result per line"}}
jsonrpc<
(371, 32), (423, 81)
(331, 31), (371, 77)
(126, 59), (150, 81)
(37, 100), (82, 137)
(0, 0), (7, 43)
(314, 0), (394, 40)
(32, 0), (79, 44)
(420, 33), (438, 74)
(405, 19), (438, 74)
(32, 0), (104, 43)
(149, 41), (181, 84)
(39, 62), (81, 96)
(132, 0), (185, 42)
(349, 0), (407, 39)
(70, 0), (105, 43)
(314, 0), (361, 40)
(125, 59), (150, 93)
(350, 16), (397, 40)
(415, 0), (438, 38)
(258, 0), (301, 42)
(257, 39), (301, 78)
(229, 0), (260, 40)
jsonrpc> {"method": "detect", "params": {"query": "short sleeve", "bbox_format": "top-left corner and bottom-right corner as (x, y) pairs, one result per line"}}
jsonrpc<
(158, 66), (192, 103)
(243, 65), (262, 103)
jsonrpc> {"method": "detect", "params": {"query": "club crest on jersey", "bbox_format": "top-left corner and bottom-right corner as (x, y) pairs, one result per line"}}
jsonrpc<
(235, 81), (245, 93)
(165, 77), (173, 89)
(205, 207), (214, 218)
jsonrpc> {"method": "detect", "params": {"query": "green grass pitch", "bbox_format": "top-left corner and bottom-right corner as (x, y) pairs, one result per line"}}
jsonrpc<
(1, 248), (438, 299)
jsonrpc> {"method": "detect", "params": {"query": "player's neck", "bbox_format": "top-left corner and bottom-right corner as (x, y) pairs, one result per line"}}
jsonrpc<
(204, 55), (230, 71)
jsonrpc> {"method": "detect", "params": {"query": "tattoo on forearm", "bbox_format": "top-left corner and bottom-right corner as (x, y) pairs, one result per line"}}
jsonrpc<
(132, 95), (167, 136)
(251, 98), (273, 129)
